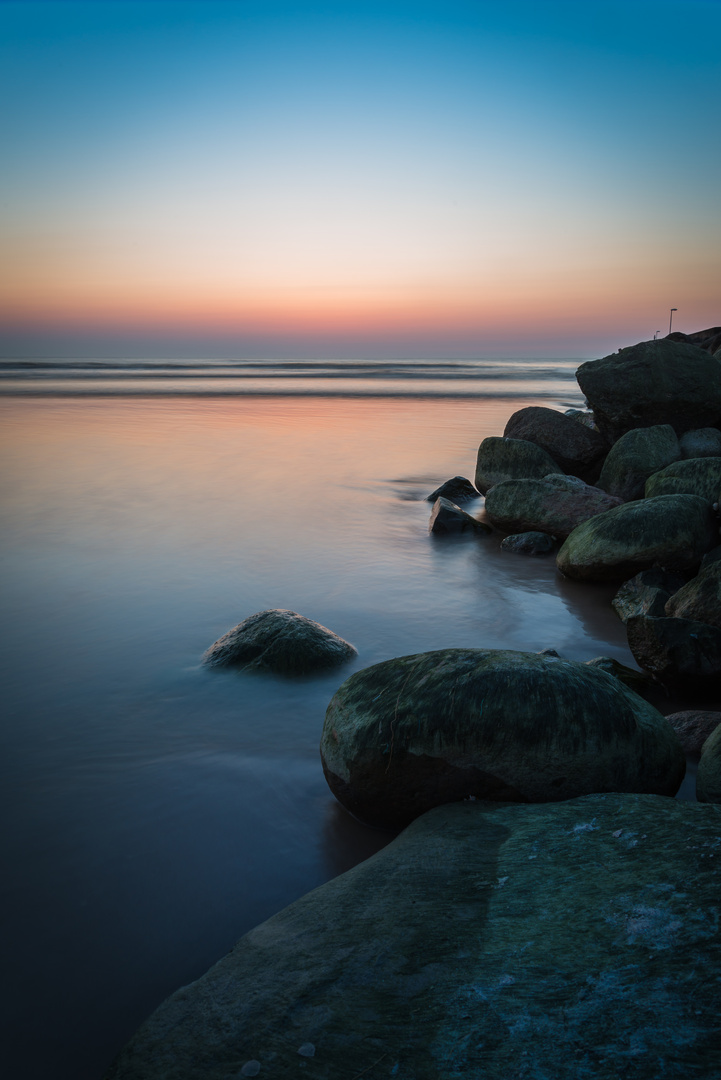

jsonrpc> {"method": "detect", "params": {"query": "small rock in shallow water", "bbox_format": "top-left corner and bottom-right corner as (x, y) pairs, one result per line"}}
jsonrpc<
(426, 476), (479, 503)
(429, 497), (492, 535)
(202, 609), (357, 676)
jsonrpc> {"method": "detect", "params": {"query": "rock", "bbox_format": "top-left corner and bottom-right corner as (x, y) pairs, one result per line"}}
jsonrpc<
(626, 615), (721, 695)
(500, 531), (556, 555)
(611, 569), (687, 622)
(701, 544), (721, 570)
(428, 497), (492, 535)
(105, 795), (721, 1080)
(556, 495), (717, 582)
(425, 475), (479, 504)
(645, 456), (721, 502)
(665, 710), (721, 756)
(576, 339), (721, 442)
(667, 325), (721, 355)
(484, 475), (622, 540)
(697, 724), (721, 802)
(474, 436), (559, 495)
(597, 424), (680, 502)
(320, 649), (684, 828)
(565, 408), (601, 431)
(503, 406), (607, 480)
(679, 427), (721, 459)
(201, 609), (357, 675)
(665, 560), (721, 629)
(583, 656), (651, 694)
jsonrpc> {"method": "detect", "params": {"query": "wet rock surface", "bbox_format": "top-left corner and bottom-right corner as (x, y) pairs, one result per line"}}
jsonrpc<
(665, 710), (721, 756)
(664, 560), (721, 629)
(484, 474), (621, 539)
(611, 569), (687, 622)
(426, 475), (479, 504)
(202, 609), (357, 675)
(320, 649), (684, 828)
(474, 436), (559, 494)
(499, 530), (556, 555)
(626, 615), (721, 696)
(429, 497), (492, 536)
(582, 656), (651, 694)
(597, 424), (680, 502)
(105, 795), (721, 1080)
(503, 405), (607, 480)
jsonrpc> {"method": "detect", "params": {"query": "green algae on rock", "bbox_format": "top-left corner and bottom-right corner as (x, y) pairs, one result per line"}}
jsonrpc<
(644, 456), (721, 502)
(202, 609), (357, 675)
(320, 649), (683, 828)
(474, 435), (559, 494)
(484, 474), (621, 539)
(556, 494), (717, 582)
(597, 423), (680, 502)
(104, 795), (721, 1080)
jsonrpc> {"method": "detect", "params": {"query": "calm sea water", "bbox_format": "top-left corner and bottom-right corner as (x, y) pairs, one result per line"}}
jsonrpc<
(0, 360), (694, 1078)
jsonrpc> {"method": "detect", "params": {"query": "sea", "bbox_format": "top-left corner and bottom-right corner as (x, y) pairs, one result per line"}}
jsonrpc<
(0, 358), (696, 1078)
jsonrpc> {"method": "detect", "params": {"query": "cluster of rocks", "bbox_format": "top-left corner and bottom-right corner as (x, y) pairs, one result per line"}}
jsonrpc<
(427, 333), (721, 697)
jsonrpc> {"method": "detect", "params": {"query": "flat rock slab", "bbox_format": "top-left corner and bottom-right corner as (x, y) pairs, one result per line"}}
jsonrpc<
(202, 609), (357, 675)
(105, 795), (721, 1080)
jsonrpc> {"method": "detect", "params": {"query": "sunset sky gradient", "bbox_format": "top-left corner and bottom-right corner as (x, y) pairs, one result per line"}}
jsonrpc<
(1, 0), (719, 358)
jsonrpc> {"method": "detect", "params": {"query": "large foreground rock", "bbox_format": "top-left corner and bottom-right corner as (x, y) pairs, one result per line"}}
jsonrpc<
(597, 424), (680, 501)
(202, 609), (357, 675)
(644, 456), (721, 502)
(556, 494), (717, 582)
(320, 649), (683, 827)
(576, 338), (721, 441)
(474, 436), (559, 494)
(484, 475), (621, 539)
(626, 615), (721, 695)
(106, 795), (721, 1080)
(503, 405), (607, 479)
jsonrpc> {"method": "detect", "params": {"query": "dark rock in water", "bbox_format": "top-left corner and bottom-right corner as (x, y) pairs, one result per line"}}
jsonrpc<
(583, 656), (651, 694)
(665, 710), (721, 756)
(105, 794), (721, 1080)
(576, 338), (721, 442)
(697, 724), (721, 802)
(320, 649), (684, 828)
(611, 568), (687, 623)
(474, 436), (559, 494)
(679, 427), (721, 459)
(556, 494), (717, 582)
(484, 474), (621, 539)
(425, 475), (479, 503)
(665, 560), (721, 629)
(503, 405), (607, 480)
(202, 609), (357, 675)
(597, 424), (680, 501)
(626, 615), (721, 695)
(645, 456), (721, 502)
(500, 530), (556, 555)
(428, 497), (492, 535)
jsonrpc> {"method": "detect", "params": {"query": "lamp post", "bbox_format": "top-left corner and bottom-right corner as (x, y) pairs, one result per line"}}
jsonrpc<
(654, 330), (661, 341)
(669, 308), (677, 334)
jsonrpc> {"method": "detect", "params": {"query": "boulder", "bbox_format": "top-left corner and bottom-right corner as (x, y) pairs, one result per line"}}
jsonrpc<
(645, 456), (721, 503)
(626, 615), (721, 695)
(665, 710), (721, 756)
(556, 495), (717, 582)
(425, 475), (479, 504)
(429, 497), (492, 536)
(503, 406), (607, 480)
(202, 609), (357, 675)
(474, 436), (559, 495)
(106, 795), (721, 1080)
(667, 325), (721, 355)
(500, 531), (556, 555)
(565, 408), (601, 431)
(597, 424), (680, 501)
(320, 649), (684, 828)
(484, 475), (622, 540)
(701, 544), (721, 570)
(576, 339), (721, 442)
(611, 569), (687, 622)
(697, 724), (721, 802)
(679, 427), (721, 459)
(583, 656), (651, 694)
(665, 560), (721, 629)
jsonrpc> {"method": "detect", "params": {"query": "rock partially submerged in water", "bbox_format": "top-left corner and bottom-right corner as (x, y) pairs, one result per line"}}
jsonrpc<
(474, 436), (559, 494)
(484, 474), (621, 539)
(428, 497), (492, 536)
(503, 405), (607, 480)
(611, 568), (686, 622)
(597, 424), (680, 502)
(500, 530), (556, 555)
(425, 475), (479, 503)
(202, 609), (357, 675)
(556, 494), (717, 582)
(626, 615), (721, 696)
(665, 710), (721, 756)
(105, 794), (721, 1080)
(320, 649), (684, 828)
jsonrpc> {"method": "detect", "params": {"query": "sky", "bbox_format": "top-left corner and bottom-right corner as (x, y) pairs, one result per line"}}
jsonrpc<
(0, 0), (719, 359)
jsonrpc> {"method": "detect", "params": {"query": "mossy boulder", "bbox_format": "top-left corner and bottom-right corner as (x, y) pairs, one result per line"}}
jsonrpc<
(664, 560), (721, 629)
(597, 424), (680, 501)
(503, 405), (607, 480)
(576, 338), (721, 441)
(645, 456), (721, 502)
(474, 436), (559, 495)
(626, 615), (721, 695)
(484, 474), (621, 539)
(611, 569), (686, 622)
(697, 724), (721, 802)
(426, 475), (479, 503)
(556, 495), (717, 582)
(320, 649), (684, 828)
(202, 609), (357, 675)
(105, 795), (721, 1080)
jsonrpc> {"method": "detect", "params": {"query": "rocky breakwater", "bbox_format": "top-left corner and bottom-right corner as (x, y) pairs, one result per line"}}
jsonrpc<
(320, 648), (684, 829)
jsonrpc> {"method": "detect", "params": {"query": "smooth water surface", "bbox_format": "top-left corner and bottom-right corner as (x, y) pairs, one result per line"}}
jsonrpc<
(1, 386), (674, 1078)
